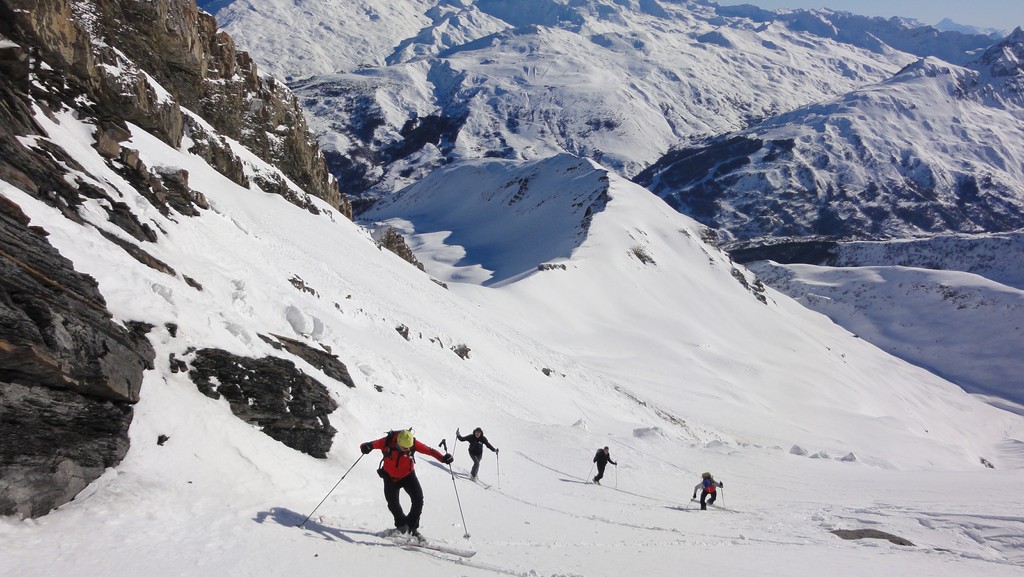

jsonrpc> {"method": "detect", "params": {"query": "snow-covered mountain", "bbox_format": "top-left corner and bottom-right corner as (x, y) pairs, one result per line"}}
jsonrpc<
(934, 17), (1006, 39)
(627, 26), (1024, 408)
(206, 0), (998, 79)
(3, 2), (1024, 576)
(637, 30), (1024, 249)
(728, 232), (1024, 413)
(631, 27), (1024, 410)
(5, 91), (1024, 575)
(203, 0), (1001, 201)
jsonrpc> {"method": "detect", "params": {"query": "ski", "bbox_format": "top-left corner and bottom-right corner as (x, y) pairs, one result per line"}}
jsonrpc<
(378, 530), (477, 558)
(454, 470), (492, 489)
(687, 499), (736, 512)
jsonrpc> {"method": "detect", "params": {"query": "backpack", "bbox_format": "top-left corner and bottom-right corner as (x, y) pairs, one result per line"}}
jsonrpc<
(377, 429), (416, 477)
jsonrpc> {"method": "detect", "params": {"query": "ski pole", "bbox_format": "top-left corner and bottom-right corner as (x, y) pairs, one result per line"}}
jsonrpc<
(615, 463), (618, 489)
(496, 450), (501, 489)
(297, 453), (365, 528)
(586, 463), (594, 483)
(446, 462), (471, 539)
(721, 486), (725, 507)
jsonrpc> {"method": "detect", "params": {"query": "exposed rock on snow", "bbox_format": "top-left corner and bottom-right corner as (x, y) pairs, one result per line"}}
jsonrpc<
(831, 528), (915, 546)
(259, 333), (356, 388)
(188, 348), (339, 458)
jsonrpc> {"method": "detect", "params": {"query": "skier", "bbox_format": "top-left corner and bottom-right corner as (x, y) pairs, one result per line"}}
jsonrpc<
(692, 471), (724, 510)
(455, 427), (498, 480)
(360, 429), (453, 538)
(592, 446), (617, 485)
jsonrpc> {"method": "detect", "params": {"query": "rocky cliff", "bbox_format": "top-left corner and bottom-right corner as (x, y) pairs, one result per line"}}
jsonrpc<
(0, 193), (155, 518)
(1, 0), (350, 216)
(0, 0), (352, 517)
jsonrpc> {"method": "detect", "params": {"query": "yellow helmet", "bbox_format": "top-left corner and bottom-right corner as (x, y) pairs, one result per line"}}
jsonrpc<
(396, 430), (414, 449)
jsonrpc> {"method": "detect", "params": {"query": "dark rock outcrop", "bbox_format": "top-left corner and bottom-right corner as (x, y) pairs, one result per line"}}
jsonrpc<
(376, 226), (425, 271)
(188, 348), (339, 458)
(831, 528), (915, 546)
(1, 0), (351, 217)
(259, 333), (356, 388)
(0, 196), (155, 518)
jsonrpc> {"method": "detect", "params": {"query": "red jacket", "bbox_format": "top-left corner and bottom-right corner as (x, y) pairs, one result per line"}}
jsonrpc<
(370, 436), (445, 480)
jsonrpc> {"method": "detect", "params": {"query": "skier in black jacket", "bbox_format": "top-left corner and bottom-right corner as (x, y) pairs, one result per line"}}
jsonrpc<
(456, 427), (498, 480)
(592, 446), (617, 485)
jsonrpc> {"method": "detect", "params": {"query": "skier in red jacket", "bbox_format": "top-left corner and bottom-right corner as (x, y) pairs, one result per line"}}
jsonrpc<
(361, 429), (453, 537)
(693, 471), (724, 510)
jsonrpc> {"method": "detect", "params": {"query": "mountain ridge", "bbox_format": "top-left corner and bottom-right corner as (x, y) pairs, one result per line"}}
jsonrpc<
(635, 33), (1024, 249)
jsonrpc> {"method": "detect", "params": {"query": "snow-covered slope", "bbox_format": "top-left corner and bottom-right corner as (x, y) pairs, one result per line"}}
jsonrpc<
(628, 29), (1024, 423)
(832, 232), (1024, 290)
(4, 109), (1024, 574)
(362, 154), (610, 285)
(359, 152), (1024, 468)
(4, 2), (1024, 576)
(3, 57), (1024, 577)
(637, 31), (1024, 248)
(198, 0), (442, 78)
(749, 260), (1024, 409)
(625, 24), (1024, 411)
(9, 104), (1015, 469)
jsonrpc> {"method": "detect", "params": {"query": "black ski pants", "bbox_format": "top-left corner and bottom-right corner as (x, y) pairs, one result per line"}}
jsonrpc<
(469, 450), (483, 478)
(383, 471), (425, 531)
(700, 489), (716, 510)
(594, 462), (607, 482)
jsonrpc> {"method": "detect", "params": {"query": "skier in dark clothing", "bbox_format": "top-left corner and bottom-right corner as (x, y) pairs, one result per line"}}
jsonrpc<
(692, 471), (723, 510)
(592, 446), (616, 485)
(455, 427), (498, 480)
(360, 429), (453, 537)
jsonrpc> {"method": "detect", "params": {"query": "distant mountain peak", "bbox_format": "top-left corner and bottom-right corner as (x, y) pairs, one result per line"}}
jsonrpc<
(976, 27), (1024, 77)
(935, 17), (1007, 38)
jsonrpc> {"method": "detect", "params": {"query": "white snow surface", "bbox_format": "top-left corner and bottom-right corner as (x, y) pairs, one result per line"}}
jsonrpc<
(749, 260), (1024, 408)
(2, 99), (1024, 576)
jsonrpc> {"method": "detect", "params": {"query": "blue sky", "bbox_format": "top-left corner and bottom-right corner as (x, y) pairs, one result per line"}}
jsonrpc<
(714, 0), (1023, 31)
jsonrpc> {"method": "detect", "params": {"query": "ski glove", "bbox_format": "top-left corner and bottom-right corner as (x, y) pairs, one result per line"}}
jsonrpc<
(494, 448), (499, 453)
(718, 482), (724, 488)
(360, 442), (373, 454)
(442, 453), (454, 464)
(692, 493), (697, 499)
